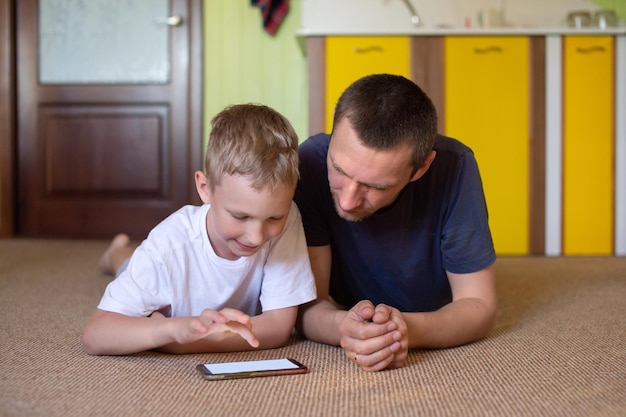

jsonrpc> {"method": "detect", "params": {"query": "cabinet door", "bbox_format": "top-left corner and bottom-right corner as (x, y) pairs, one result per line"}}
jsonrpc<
(444, 36), (530, 255)
(325, 36), (409, 132)
(563, 36), (614, 255)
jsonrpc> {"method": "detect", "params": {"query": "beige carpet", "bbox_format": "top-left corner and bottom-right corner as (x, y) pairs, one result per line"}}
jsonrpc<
(0, 238), (625, 417)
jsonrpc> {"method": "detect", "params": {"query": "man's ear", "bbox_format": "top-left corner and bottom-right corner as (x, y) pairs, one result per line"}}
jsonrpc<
(409, 150), (437, 182)
(195, 171), (212, 204)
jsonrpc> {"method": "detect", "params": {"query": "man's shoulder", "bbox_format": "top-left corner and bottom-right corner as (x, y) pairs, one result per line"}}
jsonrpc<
(300, 133), (330, 152)
(298, 134), (330, 176)
(433, 134), (473, 155)
(430, 135), (479, 173)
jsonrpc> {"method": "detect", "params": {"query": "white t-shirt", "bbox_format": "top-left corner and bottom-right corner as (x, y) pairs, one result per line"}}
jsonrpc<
(97, 203), (317, 317)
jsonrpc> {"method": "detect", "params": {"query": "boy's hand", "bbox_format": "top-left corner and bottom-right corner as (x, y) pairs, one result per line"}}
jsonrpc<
(155, 308), (260, 348)
(200, 308), (260, 348)
(338, 300), (404, 372)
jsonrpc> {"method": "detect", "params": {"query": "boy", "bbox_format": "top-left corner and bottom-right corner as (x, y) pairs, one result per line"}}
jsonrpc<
(83, 104), (317, 355)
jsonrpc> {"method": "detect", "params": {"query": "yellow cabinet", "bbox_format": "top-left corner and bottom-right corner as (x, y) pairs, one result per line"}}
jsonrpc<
(444, 37), (530, 255)
(307, 33), (623, 256)
(324, 36), (410, 132)
(562, 36), (614, 255)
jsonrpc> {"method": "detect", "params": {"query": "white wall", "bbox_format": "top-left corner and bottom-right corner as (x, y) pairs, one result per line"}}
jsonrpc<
(301, 0), (613, 32)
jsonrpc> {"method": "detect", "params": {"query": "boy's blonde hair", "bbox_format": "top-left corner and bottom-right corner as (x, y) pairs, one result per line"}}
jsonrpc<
(205, 104), (299, 192)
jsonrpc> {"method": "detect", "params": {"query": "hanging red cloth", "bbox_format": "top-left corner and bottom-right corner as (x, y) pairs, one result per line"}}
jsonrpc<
(251, 0), (289, 35)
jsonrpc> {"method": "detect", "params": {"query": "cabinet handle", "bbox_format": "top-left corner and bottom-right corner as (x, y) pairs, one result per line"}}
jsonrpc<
(576, 46), (606, 54)
(353, 46), (384, 53)
(473, 46), (503, 54)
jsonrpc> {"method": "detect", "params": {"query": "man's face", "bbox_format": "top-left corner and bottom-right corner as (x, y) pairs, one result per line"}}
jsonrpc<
(326, 118), (417, 221)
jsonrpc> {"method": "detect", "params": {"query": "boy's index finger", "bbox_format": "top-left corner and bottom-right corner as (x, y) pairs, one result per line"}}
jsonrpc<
(223, 321), (260, 348)
(217, 308), (252, 324)
(199, 309), (228, 324)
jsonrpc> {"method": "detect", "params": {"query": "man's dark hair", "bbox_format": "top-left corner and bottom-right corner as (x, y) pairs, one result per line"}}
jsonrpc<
(332, 74), (438, 172)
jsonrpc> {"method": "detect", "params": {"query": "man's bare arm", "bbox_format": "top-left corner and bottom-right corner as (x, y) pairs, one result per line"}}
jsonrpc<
(403, 264), (498, 349)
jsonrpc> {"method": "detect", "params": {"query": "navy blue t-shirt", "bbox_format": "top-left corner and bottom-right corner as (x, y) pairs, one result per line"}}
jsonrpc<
(294, 133), (496, 313)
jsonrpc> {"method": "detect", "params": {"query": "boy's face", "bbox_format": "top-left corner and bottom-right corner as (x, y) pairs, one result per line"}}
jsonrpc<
(195, 171), (295, 260)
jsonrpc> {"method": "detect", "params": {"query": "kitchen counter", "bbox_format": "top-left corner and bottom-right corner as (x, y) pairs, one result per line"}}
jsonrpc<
(296, 26), (626, 37)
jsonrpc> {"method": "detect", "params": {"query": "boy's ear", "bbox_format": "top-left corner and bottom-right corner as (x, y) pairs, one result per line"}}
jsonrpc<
(194, 171), (212, 204)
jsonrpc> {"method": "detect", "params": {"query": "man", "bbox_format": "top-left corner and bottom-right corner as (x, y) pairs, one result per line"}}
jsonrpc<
(294, 74), (497, 372)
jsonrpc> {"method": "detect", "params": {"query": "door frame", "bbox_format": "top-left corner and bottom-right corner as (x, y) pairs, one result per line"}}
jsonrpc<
(0, 0), (203, 238)
(0, 0), (15, 237)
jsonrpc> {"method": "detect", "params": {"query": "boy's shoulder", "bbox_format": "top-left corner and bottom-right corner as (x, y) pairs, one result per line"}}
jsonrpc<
(269, 201), (304, 242)
(146, 204), (209, 244)
(281, 201), (302, 228)
(287, 200), (301, 220)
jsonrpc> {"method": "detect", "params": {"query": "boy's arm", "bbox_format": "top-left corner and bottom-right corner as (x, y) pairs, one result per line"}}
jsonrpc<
(156, 306), (299, 354)
(250, 307), (298, 348)
(82, 307), (259, 355)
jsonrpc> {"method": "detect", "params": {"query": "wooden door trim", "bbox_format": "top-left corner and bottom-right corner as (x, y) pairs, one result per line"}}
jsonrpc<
(0, 0), (15, 237)
(187, 0), (203, 205)
(306, 37), (325, 137)
(410, 36), (445, 134)
(527, 36), (546, 255)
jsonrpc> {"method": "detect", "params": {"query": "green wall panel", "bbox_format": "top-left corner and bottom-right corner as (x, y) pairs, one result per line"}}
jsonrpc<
(203, 0), (308, 147)
(592, 0), (626, 21)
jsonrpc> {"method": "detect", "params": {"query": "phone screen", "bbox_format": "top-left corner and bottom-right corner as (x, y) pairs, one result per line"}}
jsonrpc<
(196, 358), (307, 380)
(204, 358), (300, 374)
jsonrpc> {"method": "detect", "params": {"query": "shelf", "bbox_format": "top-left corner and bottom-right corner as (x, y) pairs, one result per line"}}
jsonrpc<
(296, 27), (626, 37)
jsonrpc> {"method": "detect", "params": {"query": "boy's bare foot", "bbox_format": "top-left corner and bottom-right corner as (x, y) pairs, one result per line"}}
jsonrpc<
(98, 234), (131, 275)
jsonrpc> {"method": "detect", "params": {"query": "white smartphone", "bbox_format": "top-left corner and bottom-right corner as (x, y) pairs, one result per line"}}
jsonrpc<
(196, 358), (308, 380)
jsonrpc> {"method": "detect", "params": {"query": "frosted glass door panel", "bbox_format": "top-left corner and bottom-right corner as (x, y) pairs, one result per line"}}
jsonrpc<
(39, 0), (170, 84)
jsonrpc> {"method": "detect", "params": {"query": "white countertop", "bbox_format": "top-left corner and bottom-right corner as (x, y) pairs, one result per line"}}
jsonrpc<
(296, 26), (626, 37)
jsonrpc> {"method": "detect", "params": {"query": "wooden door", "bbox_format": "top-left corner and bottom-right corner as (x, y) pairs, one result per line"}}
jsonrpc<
(16, 0), (202, 239)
